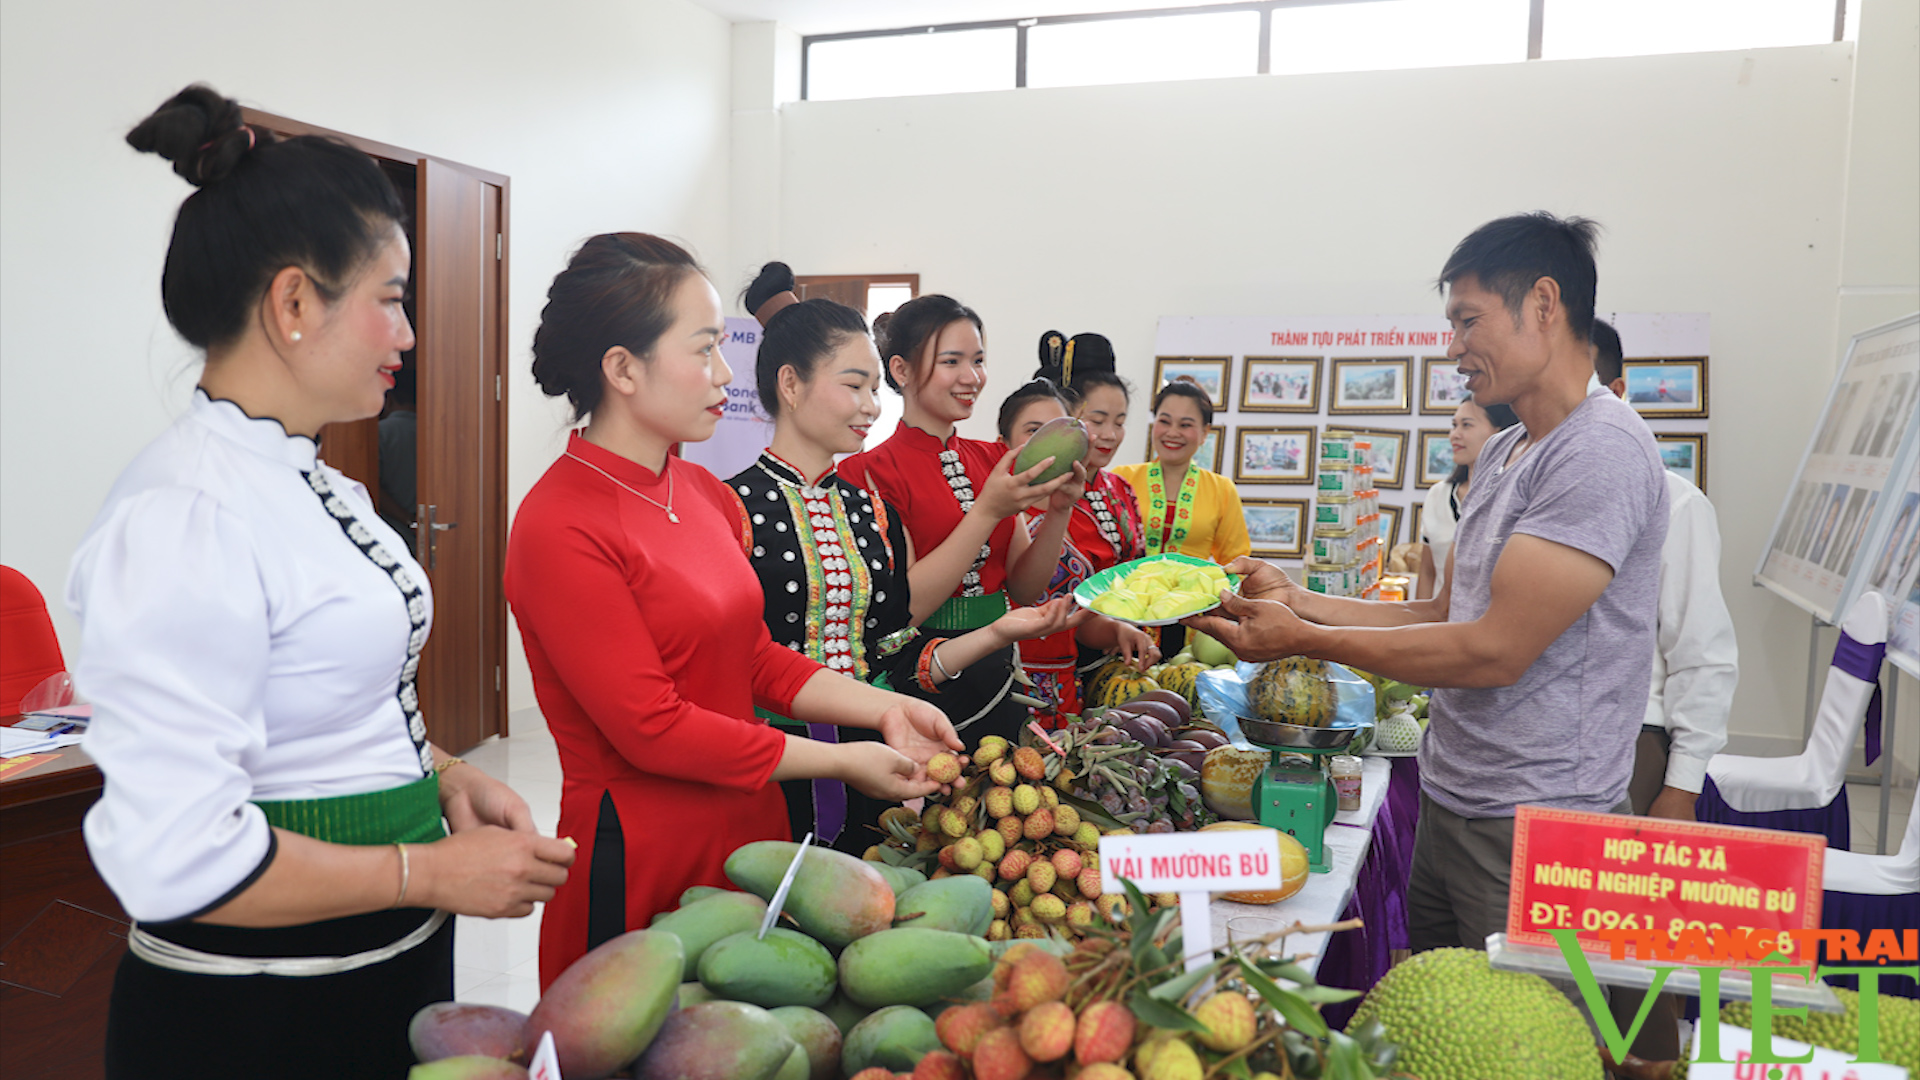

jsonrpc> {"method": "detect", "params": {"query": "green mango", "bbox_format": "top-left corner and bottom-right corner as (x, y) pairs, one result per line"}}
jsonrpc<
(697, 929), (837, 1009)
(837, 927), (994, 1009)
(868, 862), (927, 896)
(633, 1001), (795, 1080)
(677, 980), (719, 1007)
(650, 890), (768, 982)
(768, 1006), (842, 1080)
(524, 930), (681, 1080)
(724, 841), (895, 950)
(891, 876), (992, 936)
(1011, 416), (1090, 484)
(819, 991), (871, 1037)
(1190, 630), (1237, 667)
(677, 885), (731, 907)
(840, 1006), (941, 1075)
(407, 1057), (528, 1079)
(772, 1045), (809, 1080)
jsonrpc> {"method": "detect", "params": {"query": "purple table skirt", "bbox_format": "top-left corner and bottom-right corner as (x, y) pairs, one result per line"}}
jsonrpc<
(1817, 890), (1920, 1000)
(1695, 774), (1852, 851)
(1318, 757), (1421, 1028)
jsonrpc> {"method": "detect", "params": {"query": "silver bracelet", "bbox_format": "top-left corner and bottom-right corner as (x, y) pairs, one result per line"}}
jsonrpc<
(931, 644), (960, 682)
(391, 843), (412, 909)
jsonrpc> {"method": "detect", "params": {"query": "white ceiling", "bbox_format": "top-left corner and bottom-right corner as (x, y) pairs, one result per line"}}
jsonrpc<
(686, 0), (1240, 37)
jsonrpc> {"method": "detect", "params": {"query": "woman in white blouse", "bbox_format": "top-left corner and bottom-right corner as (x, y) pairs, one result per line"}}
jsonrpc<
(1416, 394), (1520, 600)
(67, 85), (574, 1079)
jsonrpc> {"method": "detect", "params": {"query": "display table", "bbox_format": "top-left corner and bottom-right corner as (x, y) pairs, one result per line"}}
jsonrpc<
(1204, 755), (1394, 978)
(0, 733), (124, 1080)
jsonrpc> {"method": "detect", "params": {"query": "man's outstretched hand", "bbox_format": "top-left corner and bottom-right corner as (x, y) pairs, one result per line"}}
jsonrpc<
(1181, 589), (1316, 663)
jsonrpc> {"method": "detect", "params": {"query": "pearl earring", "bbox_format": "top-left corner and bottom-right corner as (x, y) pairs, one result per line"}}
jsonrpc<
(290, 331), (302, 342)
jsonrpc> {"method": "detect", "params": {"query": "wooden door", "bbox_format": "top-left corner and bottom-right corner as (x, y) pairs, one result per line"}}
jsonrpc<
(414, 158), (507, 754)
(797, 277), (867, 309)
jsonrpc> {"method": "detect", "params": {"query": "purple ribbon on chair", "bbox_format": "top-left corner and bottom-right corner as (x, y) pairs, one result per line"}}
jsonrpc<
(806, 723), (848, 844)
(1832, 631), (1886, 766)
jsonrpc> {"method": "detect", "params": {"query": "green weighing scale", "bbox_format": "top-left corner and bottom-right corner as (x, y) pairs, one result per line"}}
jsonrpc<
(1237, 715), (1364, 875)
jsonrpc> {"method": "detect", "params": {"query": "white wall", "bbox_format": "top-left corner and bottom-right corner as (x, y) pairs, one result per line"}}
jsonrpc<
(758, 40), (1890, 760)
(1830, 0), (1920, 783)
(0, 0), (734, 713)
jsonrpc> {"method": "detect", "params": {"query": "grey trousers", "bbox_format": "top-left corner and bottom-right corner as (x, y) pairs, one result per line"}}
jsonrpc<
(1407, 790), (1637, 1046)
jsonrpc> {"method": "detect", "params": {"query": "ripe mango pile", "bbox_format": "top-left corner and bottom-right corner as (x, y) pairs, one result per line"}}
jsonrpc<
(405, 839), (999, 1080)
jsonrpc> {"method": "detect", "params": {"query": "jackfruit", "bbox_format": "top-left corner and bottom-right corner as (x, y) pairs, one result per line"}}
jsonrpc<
(1344, 947), (1601, 1080)
(1671, 985), (1919, 1077)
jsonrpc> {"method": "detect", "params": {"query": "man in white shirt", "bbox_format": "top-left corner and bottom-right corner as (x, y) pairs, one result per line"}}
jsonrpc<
(1593, 317), (1739, 1069)
(1593, 319), (1738, 818)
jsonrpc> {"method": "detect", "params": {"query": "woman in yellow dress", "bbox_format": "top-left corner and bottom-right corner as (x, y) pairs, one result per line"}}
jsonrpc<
(1113, 380), (1250, 564)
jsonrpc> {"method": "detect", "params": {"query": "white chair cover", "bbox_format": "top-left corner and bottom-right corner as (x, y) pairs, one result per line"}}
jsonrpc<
(1823, 788), (1919, 895)
(1706, 593), (1888, 813)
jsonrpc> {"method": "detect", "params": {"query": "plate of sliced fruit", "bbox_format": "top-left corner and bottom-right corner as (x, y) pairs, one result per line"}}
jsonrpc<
(1072, 553), (1241, 627)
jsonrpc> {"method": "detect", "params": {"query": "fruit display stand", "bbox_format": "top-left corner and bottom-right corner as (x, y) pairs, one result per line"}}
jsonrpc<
(1202, 756), (1392, 979)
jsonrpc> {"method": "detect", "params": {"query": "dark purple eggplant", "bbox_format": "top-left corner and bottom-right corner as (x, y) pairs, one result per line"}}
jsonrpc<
(1125, 701), (1183, 730)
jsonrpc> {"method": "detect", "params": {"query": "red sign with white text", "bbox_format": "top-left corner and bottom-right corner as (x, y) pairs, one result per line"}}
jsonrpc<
(1508, 807), (1825, 967)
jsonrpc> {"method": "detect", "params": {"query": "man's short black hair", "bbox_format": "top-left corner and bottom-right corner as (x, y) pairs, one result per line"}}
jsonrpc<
(1438, 212), (1601, 341)
(1591, 318), (1624, 384)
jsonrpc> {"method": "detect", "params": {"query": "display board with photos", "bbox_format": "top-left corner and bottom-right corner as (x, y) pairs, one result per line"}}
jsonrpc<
(1151, 314), (1714, 567)
(1755, 313), (1920, 626)
(1873, 455), (1920, 677)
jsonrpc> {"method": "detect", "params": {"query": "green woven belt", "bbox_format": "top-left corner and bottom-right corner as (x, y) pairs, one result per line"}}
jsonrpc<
(923, 592), (1011, 632)
(253, 773), (447, 846)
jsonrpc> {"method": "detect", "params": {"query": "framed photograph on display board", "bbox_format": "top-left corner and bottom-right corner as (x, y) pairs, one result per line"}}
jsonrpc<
(1197, 426), (1225, 474)
(1756, 313), (1920, 624)
(1239, 357), (1321, 413)
(1378, 504), (1403, 548)
(1621, 358), (1709, 419)
(1154, 357), (1230, 411)
(1234, 426), (1316, 484)
(1351, 428), (1408, 489)
(1416, 429), (1454, 488)
(1656, 434), (1706, 492)
(1421, 357), (1470, 415)
(1243, 498), (1309, 558)
(1409, 503), (1426, 546)
(1329, 358), (1412, 415)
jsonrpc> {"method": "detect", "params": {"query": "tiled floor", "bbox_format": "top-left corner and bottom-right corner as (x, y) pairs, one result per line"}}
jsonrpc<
(446, 710), (1919, 1016)
(1846, 775), (1918, 855)
(450, 709), (562, 1013)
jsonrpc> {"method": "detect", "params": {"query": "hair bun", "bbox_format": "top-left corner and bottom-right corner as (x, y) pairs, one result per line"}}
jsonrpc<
(1032, 329), (1066, 382)
(127, 84), (257, 187)
(1066, 333), (1116, 374)
(744, 261), (796, 315)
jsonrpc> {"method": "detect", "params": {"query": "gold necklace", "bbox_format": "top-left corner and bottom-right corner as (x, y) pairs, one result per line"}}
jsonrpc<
(563, 450), (678, 523)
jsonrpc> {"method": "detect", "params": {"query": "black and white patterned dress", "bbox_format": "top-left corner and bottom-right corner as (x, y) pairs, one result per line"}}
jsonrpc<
(727, 452), (919, 853)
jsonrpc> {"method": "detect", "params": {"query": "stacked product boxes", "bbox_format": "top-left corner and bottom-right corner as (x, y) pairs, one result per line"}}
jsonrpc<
(1308, 430), (1382, 598)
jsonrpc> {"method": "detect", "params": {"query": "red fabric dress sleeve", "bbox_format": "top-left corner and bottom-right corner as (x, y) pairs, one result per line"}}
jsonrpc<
(751, 643), (821, 715)
(506, 506), (788, 794)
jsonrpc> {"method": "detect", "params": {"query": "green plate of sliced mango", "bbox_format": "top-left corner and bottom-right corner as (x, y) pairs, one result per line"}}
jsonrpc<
(1071, 554), (1241, 627)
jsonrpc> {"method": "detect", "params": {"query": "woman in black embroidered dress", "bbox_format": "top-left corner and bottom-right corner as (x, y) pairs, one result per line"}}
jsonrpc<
(729, 267), (1078, 851)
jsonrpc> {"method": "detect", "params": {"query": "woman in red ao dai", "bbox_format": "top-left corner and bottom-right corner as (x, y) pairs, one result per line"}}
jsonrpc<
(505, 236), (963, 987)
(839, 296), (1086, 748)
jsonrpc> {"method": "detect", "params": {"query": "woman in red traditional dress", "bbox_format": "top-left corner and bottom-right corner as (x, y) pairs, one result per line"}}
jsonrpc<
(505, 235), (961, 987)
(839, 295), (1084, 748)
(999, 333), (1157, 720)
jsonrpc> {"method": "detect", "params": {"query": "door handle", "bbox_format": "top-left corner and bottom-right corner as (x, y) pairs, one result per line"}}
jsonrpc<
(415, 503), (458, 570)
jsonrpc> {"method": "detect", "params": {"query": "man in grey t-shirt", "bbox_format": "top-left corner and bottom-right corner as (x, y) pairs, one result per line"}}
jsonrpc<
(1189, 212), (1669, 956)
